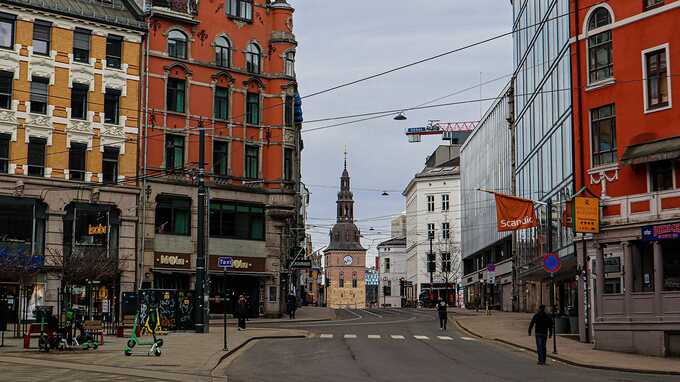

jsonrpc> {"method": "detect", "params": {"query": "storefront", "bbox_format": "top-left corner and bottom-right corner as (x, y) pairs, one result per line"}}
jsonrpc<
(208, 255), (269, 317)
(153, 253), (193, 291)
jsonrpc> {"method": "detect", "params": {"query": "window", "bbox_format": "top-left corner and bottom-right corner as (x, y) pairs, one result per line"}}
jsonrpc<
(0, 70), (12, 109)
(650, 160), (673, 192)
(167, 78), (186, 113)
(30, 77), (49, 114)
(427, 223), (435, 240)
(441, 252), (452, 273)
(268, 286), (277, 302)
(106, 35), (123, 69)
(27, 137), (46, 177)
(591, 104), (616, 166)
(384, 257), (390, 273)
(284, 148), (293, 181)
(73, 28), (91, 63)
(245, 145), (259, 179)
(70, 83), (88, 120)
(213, 140), (228, 176)
(427, 195), (435, 212)
(384, 280), (392, 296)
(155, 196), (191, 235)
(102, 146), (119, 184)
(587, 8), (613, 83)
(209, 201), (265, 240)
(645, 48), (669, 110)
(32, 21), (51, 56)
(352, 272), (358, 288)
(604, 278), (622, 294)
(246, 43), (261, 74)
(442, 222), (450, 240)
(226, 0), (253, 21)
(165, 134), (185, 170)
(104, 89), (121, 125)
(214, 87), (229, 120)
(168, 30), (187, 59)
(0, 133), (8, 173)
(215, 37), (230, 67)
(339, 272), (344, 288)
(442, 194), (450, 211)
(0, 13), (15, 49)
(68, 142), (87, 181)
(285, 51), (295, 76)
(246, 92), (259, 125)
(644, 0), (664, 10)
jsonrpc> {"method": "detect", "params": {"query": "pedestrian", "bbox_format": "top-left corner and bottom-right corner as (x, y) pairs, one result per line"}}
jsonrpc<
(287, 293), (297, 320)
(528, 304), (553, 365)
(237, 295), (248, 331)
(436, 298), (448, 331)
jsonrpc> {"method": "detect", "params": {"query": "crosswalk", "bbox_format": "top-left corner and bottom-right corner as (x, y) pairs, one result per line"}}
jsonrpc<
(315, 334), (473, 342)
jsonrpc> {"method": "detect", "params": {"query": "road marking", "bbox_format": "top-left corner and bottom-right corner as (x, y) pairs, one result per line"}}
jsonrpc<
(360, 309), (383, 318)
(460, 337), (478, 341)
(367, 335), (381, 339)
(414, 335), (429, 340)
(438, 336), (453, 340)
(344, 334), (357, 339)
(320, 334), (333, 339)
(391, 335), (405, 339)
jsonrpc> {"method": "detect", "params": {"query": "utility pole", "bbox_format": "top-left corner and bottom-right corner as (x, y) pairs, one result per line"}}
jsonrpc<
(546, 199), (556, 353)
(195, 120), (209, 333)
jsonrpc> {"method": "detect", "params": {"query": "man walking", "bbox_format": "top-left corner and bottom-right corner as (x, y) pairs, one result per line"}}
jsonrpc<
(528, 305), (553, 365)
(287, 293), (297, 319)
(436, 298), (448, 331)
(236, 295), (248, 331)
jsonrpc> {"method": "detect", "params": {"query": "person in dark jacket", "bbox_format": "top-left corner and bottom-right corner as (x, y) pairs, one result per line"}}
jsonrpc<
(436, 298), (448, 331)
(528, 305), (553, 365)
(287, 293), (297, 319)
(236, 295), (248, 331)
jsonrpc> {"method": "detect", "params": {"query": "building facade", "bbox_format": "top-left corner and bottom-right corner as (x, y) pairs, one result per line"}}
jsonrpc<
(403, 145), (461, 305)
(0, 0), (144, 325)
(377, 237), (407, 308)
(461, 83), (514, 312)
(325, 161), (366, 309)
(570, 0), (680, 356)
(140, 0), (302, 318)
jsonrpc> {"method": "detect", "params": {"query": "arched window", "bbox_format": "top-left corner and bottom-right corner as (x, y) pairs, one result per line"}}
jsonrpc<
(352, 272), (358, 288)
(246, 43), (261, 74)
(284, 51), (295, 76)
(587, 7), (613, 84)
(168, 30), (187, 59)
(339, 271), (344, 288)
(215, 37), (230, 67)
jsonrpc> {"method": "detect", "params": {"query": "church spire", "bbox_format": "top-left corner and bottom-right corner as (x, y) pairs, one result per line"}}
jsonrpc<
(337, 152), (354, 223)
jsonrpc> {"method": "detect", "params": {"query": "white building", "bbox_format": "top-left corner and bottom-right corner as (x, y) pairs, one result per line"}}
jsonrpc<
(403, 146), (462, 305)
(377, 237), (407, 307)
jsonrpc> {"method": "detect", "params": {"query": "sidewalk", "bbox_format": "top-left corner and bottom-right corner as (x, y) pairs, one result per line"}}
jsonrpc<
(454, 310), (680, 375)
(209, 306), (336, 326)
(0, 325), (308, 381)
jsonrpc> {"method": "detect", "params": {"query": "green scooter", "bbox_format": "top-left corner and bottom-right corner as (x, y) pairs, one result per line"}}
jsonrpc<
(123, 309), (163, 356)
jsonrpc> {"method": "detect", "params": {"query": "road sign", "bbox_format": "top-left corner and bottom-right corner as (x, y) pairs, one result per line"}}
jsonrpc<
(543, 253), (561, 274)
(290, 259), (312, 269)
(487, 263), (495, 273)
(218, 256), (233, 269)
(574, 197), (600, 233)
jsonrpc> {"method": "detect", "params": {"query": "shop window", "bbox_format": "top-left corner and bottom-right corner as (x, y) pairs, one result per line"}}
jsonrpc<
(166, 78), (185, 113)
(32, 20), (51, 56)
(215, 37), (230, 67)
(427, 195), (435, 212)
(442, 222), (450, 240)
(587, 7), (613, 84)
(284, 95), (294, 127)
(73, 28), (91, 63)
(644, 48), (669, 110)
(104, 89), (120, 125)
(214, 87), (229, 120)
(0, 12), (15, 49)
(246, 92), (259, 125)
(213, 140), (228, 176)
(102, 146), (119, 184)
(155, 196), (191, 235)
(591, 104), (616, 166)
(70, 83), (88, 120)
(227, 0), (253, 21)
(105, 34), (122, 69)
(68, 142), (87, 181)
(0, 133), (7, 173)
(167, 30), (187, 59)
(27, 137), (46, 177)
(663, 241), (680, 291)
(245, 43), (261, 74)
(442, 194), (450, 211)
(30, 77), (49, 114)
(283, 148), (293, 181)
(285, 51), (295, 77)
(165, 134), (185, 171)
(0, 70), (11, 109)
(650, 161), (674, 192)
(245, 145), (259, 179)
(72, 209), (110, 247)
(604, 278), (622, 294)
(0, 198), (46, 257)
(209, 201), (264, 241)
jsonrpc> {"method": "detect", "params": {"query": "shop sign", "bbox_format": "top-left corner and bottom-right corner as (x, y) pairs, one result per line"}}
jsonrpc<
(88, 224), (109, 235)
(154, 253), (191, 269)
(209, 256), (265, 273)
(641, 223), (680, 241)
(604, 257), (621, 274)
(574, 197), (600, 234)
(494, 193), (538, 232)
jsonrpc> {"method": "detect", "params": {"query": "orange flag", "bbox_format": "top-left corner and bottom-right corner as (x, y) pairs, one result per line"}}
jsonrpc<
(494, 193), (538, 232)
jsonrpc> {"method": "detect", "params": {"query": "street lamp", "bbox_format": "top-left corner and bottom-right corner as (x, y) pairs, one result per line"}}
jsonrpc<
(394, 112), (407, 121)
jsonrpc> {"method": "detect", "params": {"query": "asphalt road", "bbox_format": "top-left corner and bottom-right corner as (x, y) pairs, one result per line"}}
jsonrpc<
(222, 308), (677, 382)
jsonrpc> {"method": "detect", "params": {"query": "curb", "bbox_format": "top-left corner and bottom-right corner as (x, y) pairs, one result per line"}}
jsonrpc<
(455, 320), (680, 376)
(208, 318), (332, 326)
(210, 334), (307, 376)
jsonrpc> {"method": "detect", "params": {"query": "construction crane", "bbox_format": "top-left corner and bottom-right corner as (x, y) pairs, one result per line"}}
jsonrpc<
(405, 120), (479, 143)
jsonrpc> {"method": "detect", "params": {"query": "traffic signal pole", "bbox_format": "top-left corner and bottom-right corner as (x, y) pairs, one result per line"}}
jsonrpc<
(547, 199), (556, 354)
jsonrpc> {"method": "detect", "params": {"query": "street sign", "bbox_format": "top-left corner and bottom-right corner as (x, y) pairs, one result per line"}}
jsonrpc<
(574, 197), (600, 233)
(487, 263), (495, 273)
(290, 259), (312, 269)
(543, 253), (561, 274)
(218, 256), (233, 269)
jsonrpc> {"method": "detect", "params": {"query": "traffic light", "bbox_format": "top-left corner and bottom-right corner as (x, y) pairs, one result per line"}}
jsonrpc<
(427, 252), (436, 273)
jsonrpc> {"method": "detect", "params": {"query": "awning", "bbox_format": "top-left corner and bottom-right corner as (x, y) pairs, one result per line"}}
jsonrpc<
(620, 136), (680, 165)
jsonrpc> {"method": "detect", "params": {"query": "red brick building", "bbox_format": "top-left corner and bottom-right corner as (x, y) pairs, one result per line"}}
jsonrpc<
(139, 0), (302, 318)
(571, 0), (680, 356)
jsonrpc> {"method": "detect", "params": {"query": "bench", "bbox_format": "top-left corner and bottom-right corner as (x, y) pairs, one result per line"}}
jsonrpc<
(82, 320), (104, 345)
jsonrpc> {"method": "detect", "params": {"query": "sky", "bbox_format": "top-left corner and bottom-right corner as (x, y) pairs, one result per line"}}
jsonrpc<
(292, 1), (513, 263)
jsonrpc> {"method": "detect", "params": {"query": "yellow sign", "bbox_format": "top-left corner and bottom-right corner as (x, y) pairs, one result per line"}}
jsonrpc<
(88, 224), (108, 235)
(574, 197), (600, 233)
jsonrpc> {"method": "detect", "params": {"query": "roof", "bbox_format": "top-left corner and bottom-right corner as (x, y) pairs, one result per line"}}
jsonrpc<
(402, 145), (461, 196)
(377, 237), (406, 247)
(326, 222), (366, 251)
(3, 0), (146, 31)
(620, 136), (680, 165)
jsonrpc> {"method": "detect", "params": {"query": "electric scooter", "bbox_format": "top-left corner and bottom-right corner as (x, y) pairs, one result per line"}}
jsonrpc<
(123, 309), (163, 356)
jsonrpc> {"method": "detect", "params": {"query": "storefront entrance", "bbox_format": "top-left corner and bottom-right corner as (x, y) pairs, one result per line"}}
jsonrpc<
(209, 274), (261, 317)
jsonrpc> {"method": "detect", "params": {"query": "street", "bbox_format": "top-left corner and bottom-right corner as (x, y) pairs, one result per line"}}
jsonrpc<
(221, 309), (675, 382)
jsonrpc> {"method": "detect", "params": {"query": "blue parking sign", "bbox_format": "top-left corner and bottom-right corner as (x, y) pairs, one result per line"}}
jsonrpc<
(218, 256), (233, 269)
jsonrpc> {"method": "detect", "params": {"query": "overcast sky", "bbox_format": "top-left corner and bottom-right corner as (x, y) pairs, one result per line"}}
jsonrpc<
(292, 1), (513, 262)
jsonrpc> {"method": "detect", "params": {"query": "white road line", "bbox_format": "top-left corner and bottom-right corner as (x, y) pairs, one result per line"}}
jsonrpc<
(391, 335), (405, 340)
(360, 309), (383, 318)
(367, 335), (381, 339)
(414, 335), (429, 340)
(344, 334), (357, 339)
(438, 336), (453, 340)
(320, 334), (333, 339)
(342, 308), (363, 319)
(460, 337), (478, 341)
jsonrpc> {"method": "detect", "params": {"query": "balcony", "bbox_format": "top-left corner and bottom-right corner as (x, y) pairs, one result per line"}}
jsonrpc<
(150, 0), (199, 23)
(601, 189), (680, 226)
